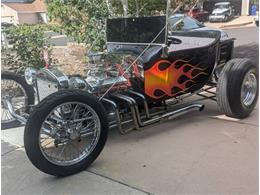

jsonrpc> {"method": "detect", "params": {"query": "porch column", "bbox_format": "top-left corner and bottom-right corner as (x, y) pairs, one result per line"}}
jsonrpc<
(241, 0), (250, 15)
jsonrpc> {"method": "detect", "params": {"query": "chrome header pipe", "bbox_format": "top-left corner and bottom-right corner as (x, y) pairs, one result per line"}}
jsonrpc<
(126, 90), (150, 119)
(102, 98), (122, 133)
(111, 94), (140, 131)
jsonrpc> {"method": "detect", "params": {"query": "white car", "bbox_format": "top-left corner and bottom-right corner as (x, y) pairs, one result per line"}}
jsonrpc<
(209, 2), (234, 22)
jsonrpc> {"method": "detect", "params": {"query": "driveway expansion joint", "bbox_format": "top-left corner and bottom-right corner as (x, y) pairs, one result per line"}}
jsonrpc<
(209, 116), (259, 127)
(1, 147), (22, 156)
(86, 170), (153, 195)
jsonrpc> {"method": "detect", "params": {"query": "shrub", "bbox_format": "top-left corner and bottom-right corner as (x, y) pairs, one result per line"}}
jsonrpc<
(3, 24), (53, 72)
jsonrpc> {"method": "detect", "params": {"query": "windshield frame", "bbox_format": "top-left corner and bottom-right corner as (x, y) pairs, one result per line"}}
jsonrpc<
(169, 15), (205, 32)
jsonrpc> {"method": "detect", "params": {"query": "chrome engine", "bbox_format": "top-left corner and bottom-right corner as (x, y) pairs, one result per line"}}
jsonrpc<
(83, 65), (129, 93)
(27, 53), (137, 100)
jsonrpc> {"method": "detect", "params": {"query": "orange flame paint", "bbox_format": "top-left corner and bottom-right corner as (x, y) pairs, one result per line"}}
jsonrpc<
(144, 59), (208, 99)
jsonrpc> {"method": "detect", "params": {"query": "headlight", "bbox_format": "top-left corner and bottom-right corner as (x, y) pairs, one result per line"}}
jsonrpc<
(221, 31), (229, 39)
(24, 67), (37, 85)
(69, 77), (87, 89)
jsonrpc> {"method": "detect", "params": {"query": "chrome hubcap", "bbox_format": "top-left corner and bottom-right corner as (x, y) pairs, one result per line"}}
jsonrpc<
(241, 72), (257, 107)
(39, 102), (101, 166)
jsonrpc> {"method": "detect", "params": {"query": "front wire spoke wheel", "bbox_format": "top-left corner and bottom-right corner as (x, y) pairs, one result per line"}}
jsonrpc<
(24, 90), (108, 176)
(39, 102), (101, 166)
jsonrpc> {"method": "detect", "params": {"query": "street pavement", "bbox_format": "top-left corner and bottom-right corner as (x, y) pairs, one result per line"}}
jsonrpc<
(226, 27), (259, 67)
(2, 27), (259, 195)
(225, 27), (258, 47)
(205, 16), (255, 29)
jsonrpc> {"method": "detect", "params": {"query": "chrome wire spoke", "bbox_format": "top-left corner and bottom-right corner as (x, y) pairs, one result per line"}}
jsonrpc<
(42, 139), (55, 149)
(70, 104), (80, 120)
(39, 102), (101, 166)
(1, 109), (13, 122)
(1, 78), (27, 124)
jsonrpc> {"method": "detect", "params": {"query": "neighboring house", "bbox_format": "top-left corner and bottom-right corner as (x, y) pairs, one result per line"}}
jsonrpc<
(1, 0), (47, 25)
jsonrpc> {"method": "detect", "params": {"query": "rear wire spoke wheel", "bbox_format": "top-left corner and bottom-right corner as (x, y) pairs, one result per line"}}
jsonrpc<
(1, 72), (34, 129)
(24, 90), (108, 176)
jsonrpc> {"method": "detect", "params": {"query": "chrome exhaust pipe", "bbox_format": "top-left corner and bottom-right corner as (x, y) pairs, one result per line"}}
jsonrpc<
(102, 98), (122, 133)
(117, 94), (204, 127)
(126, 90), (150, 119)
(111, 94), (140, 131)
(139, 103), (204, 126)
(103, 93), (205, 133)
(162, 104), (204, 120)
(102, 93), (205, 132)
(115, 94), (158, 127)
(112, 94), (148, 127)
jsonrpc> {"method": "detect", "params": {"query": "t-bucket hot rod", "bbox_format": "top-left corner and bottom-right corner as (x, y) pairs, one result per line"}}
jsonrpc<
(13, 14), (257, 176)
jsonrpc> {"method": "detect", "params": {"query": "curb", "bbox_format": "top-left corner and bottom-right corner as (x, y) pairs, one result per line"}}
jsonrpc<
(220, 21), (254, 28)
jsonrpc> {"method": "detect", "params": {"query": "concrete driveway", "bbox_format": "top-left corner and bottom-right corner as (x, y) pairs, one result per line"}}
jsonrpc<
(2, 97), (258, 195)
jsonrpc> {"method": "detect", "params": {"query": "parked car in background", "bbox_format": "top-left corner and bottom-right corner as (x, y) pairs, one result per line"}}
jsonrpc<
(187, 7), (209, 22)
(209, 2), (235, 22)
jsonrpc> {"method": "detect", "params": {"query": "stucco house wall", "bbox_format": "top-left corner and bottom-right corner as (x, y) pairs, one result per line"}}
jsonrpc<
(17, 12), (39, 24)
(1, 4), (19, 24)
(1, 0), (47, 24)
(241, 0), (250, 15)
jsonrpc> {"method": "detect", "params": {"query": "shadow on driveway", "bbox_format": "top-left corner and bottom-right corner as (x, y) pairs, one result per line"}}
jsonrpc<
(233, 43), (259, 66)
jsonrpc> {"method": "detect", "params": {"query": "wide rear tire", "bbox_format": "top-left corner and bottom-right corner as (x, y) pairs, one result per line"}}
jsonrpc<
(216, 58), (258, 119)
(24, 90), (108, 176)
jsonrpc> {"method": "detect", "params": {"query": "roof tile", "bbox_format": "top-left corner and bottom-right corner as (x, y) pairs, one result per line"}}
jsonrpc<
(3, 0), (46, 12)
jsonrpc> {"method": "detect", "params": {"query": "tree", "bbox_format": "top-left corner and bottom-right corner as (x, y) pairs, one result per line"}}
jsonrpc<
(121, 0), (128, 17)
(46, 0), (197, 51)
(46, 0), (109, 51)
(105, 0), (115, 17)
